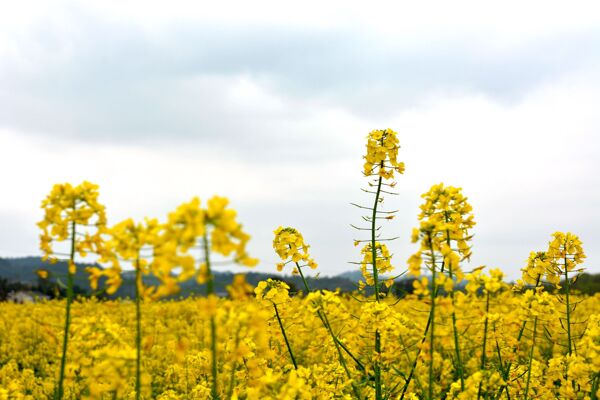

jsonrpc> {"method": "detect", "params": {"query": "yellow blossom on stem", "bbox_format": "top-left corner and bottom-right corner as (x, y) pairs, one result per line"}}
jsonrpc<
(363, 128), (405, 179)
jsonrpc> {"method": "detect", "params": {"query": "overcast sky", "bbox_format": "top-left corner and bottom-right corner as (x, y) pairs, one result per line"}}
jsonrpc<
(1, 1), (599, 279)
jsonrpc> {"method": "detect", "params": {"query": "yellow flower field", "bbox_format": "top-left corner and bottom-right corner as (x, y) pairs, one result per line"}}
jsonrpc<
(1, 290), (599, 399)
(1, 128), (599, 399)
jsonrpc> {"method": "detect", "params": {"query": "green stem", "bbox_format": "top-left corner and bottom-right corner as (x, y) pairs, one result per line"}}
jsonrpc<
(375, 330), (383, 400)
(134, 257), (142, 400)
(428, 236), (437, 400)
(273, 303), (297, 369)
(494, 332), (511, 400)
(295, 262), (311, 295)
(400, 279), (442, 399)
(477, 290), (491, 400)
(226, 329), (241, 399)
(202, 233), (219, 400)
(55, 218), (76, 400)
(371, 159), (384, 400)
(523, 316), (538, 400)
(444, 214), (464, 391)
(203, 234), (215, 297)
(319, 309), (363, 399)
(371, 170), (383, 300)
(564, 256), (573, 356)
(591, 373), (599, 400)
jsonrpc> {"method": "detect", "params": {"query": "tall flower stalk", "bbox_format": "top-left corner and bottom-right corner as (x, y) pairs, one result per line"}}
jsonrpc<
(100, 218), (166, 400)
(354, 128), (404, 400)
(164, 196), (257, 399)
(404, 183), (474, 399)
(38, 182), (107, 400)
(255, 279), (297, 369)
(546, 232), (586, 357)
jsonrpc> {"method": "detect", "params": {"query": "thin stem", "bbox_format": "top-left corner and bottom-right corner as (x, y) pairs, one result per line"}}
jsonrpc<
(371, 171), (383, 300)
(444, 213), (464, 390)
(319, 309), (363, 399)
(494, 332), (511, 400)
(523, 316), (538, 400)
(226, 329), (241, 399)
(591, 373), (599, 400)
(375, 330), (383, 400)
(273, 303), (297, 369)
(371, 156), (384, 400)
(203, 233), (219, 400)
(428, 236), (437, 400)
(204, 234), (215, 297)
(55, 218), (76, 400)
(400, 280), (446, 399)
(296, 262), (362, 398)
(477, 290), (491, 400)
(295, 262), (311, 295)
(134, 257), (142, 400)
(564, 256), (573, 356)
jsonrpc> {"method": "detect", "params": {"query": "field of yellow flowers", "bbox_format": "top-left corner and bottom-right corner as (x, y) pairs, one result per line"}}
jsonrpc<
(1, 129), (599, 400)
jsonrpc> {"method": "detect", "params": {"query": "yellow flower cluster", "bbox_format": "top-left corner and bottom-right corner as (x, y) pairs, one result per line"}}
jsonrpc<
(162, 196), (258, 285)
(38, 181), (107, 266)
(519, 251), (550, 286)
(358, 242), (394, 290)
(273, 226), (317, 272)
(205, 196), (258, 267)
(546, 231), (586, 286)
(363, 128), (405, 179)
(254, 278), (290, 304)
(465, 268), (505, 294)
(408, 183), (475, 279)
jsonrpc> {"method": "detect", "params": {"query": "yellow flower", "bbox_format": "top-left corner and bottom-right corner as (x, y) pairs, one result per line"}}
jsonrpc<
(272, 226), (317, 273)
(254, 279), (290, 304)
(38, 181), (107, 275)
(413, 277), (430, 296)
(363, 128), (404, 179)
(358, 241), (394, 289)
(36, 269), (49, 279)
(227, 274), (254, 300)
(546, 231), (586, 286)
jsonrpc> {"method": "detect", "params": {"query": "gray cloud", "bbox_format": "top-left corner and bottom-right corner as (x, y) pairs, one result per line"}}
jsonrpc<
(2, 9), (599, 155)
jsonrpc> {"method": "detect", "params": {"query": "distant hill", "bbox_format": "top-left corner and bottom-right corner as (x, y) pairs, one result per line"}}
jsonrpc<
(6, 256), (596, 298)
(0, 256), (95, 289)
